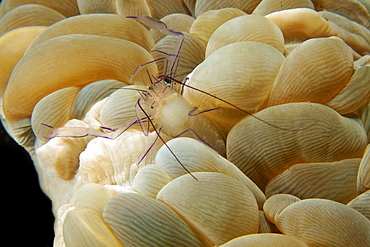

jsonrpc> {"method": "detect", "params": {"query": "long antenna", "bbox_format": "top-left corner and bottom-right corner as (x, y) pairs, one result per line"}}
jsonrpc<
(169, 76), (317, 132)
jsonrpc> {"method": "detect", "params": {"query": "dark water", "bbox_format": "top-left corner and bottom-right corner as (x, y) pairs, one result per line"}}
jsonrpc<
(1, 122), (55, 246)
(0, 0), (56, 244)
(0, 0), (59, 244)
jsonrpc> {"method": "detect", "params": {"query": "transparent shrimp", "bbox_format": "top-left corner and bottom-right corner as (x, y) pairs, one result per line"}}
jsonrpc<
(42, 15), (315, 179)
(126, 15), (225, 152)
(41, 16), (226, 179)
(135, 76), (225, 154)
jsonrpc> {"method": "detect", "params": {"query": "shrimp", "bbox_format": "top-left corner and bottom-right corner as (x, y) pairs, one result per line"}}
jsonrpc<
(42, 78), (225, 152)
(42, 15), (314, 179)
(135, 76), (225, 152)
(42, 15), (226, 179)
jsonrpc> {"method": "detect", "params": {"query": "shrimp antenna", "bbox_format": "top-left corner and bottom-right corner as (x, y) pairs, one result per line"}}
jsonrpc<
(136, 98), (198, 181)
(167, 76), (317, 132)
(114, 87), (148, 93)
(146, 69), (158, 86)
(110, 86), (150, 100)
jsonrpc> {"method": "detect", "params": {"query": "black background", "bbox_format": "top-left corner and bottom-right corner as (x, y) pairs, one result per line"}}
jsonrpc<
(1, 122), (55, 246)
(1, 0), (54, 245)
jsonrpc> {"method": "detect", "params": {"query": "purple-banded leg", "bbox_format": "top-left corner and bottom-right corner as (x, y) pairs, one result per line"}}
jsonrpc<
(135, 98), (151, 136)
(127, 15), (184, 79)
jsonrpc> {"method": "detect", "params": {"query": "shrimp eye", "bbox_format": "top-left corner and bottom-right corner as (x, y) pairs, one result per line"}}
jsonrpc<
(164, 77), (171, 85)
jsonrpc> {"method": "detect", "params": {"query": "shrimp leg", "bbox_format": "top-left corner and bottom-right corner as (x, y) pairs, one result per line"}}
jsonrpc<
(42, 117), (142, 140)
(136, 128), (160, 165)
(127, 15), (184, 78)
(129, 57), (167, 83)
(135, 98), (151, 136)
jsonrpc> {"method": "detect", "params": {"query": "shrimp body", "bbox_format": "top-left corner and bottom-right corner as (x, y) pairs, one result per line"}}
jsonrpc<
(96, 78), (226, 158)
(153, 93), (193, 135)
(139, 80), (226, 155)
(142, 82), (191, 135)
